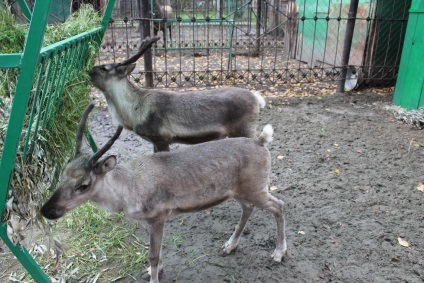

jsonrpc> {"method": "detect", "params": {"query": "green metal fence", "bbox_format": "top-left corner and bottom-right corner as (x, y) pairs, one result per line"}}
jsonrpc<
(0, 0), (115, 281)
(393, 0), (424, 109)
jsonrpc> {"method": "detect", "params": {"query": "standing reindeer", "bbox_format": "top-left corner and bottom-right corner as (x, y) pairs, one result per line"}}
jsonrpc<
(152, 0), (174, 47)
(89, 36), (266, 152)
(41, 103), (287, 283)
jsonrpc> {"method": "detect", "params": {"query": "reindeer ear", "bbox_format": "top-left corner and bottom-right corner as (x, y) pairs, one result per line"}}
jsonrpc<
(116, 64), (136, 76)
(94, 155), (117, 175)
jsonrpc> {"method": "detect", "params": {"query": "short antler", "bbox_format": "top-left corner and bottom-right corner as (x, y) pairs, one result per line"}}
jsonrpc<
(75, 102), (95, 157)
(118, 36), (161, 66)
(88, 125), (123, 168)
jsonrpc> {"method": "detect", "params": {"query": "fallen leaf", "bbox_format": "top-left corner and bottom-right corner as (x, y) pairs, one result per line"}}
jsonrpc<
(417, 182), (424, 192)
(270, 186), (279, 191)
(397, 237), (409, 247)
(298, 231), (305, 235)
(334, 168), (340, 174)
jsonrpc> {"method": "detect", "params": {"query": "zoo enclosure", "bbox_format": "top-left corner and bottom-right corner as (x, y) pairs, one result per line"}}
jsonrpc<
(0, 0), (116, 281)
(101, 0), (411, 89)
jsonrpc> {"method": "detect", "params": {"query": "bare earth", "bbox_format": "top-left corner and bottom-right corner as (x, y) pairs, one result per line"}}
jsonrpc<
(88, 90), (424, 283)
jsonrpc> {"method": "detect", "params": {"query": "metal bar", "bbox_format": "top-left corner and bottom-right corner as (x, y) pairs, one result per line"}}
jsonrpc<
(142, 0), (153, 87)
(86, 130), (99, 152)
(23, 57), (48, 160)
(45, 47), (70, 130)
(0, 0), (52, 221)
(28, 55), (55, 158)
(17, 0), (32, 21)
(51, 46), (74, 118)
(41, 53), (60, 135)
(101, 0), (117, 30)
(337, 0), (360, 93)
(255, 0), (262, 55)
(39, 27), (103, 55)
(0, 0), (116, 280)
(0, 223), (49, 282)
(0, 54), (22, 68)
(0, 0), (53, 281)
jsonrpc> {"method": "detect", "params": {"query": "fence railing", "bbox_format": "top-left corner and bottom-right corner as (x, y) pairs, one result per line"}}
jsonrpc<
(100, 0), (411, 90)
(0, 0), (116, 281)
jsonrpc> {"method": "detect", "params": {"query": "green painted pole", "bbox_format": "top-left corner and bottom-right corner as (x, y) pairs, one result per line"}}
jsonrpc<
(0, 0), (52, 281)
(17, 0), (32, 21)
(0, 0), (52, 226)
(0, 0), (116, 281)
(0, 223), (49, 282)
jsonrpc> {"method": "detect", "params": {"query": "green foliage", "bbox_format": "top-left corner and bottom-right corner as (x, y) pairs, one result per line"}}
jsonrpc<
(40, 203), (148, 282)
(0, 5), (26, 53)
(0, 5), (26, 97)
(43, 4), (101, 46)
(0, 5), (149, 282)
(0, 0), (100, 248)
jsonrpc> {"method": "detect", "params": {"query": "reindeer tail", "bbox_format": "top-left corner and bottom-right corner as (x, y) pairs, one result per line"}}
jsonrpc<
(257, 124), (273, 146)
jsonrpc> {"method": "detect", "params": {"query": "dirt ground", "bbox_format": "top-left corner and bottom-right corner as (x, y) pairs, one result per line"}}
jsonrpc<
(87, 89), (424, 283)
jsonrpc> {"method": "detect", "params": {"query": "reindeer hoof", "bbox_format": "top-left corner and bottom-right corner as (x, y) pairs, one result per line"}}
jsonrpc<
(141, 266), (164, 281)
(141, 268), (151, 281)
(222, 240), (238, 254)
(271, 246), (287, 262)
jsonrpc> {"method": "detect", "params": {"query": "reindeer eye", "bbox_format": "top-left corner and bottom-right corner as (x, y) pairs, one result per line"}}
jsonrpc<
(78, 184), (90, 192)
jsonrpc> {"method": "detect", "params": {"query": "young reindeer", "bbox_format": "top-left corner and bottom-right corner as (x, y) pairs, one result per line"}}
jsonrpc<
(41, 103), (287, 283)
(89, 36), (266, 152)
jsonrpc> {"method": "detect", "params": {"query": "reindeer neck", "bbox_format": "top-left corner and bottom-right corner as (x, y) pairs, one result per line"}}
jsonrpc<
(101, 79), (143, 129)
(91, 164), (135, 213)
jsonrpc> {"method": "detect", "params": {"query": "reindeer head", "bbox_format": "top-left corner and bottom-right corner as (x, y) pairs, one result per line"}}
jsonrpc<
(88, 36), (160, 92)
(41, 103), (123, 220)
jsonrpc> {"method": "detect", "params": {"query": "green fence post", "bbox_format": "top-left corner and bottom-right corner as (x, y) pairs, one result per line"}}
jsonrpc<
(393, 0), (424, 109)
(1, 0), (116, 281)
(0, 0), (53, 280)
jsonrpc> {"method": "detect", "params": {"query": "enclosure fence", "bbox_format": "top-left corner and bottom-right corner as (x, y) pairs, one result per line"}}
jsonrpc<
(0, 0), (115, 281)
(99, 0), (411, 89)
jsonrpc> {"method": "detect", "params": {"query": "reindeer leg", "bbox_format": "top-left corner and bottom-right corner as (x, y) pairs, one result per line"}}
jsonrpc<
(240, 189), (287, 262)
(257, 194), (287, 262)
(153, 141), (170, 152)
(162, 26), (167, 48)
(146, 220), (165, 283)
(168, 23), (172, 47)
(222, 201), (254, 254)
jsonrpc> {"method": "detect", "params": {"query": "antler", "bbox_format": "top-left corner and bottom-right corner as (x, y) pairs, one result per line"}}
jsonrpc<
(88, 125), (123, 168)
(75, 102), (95, 157)
(117, 36), (161, 66)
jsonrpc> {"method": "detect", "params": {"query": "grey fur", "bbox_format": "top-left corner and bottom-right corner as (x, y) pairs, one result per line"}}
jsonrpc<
(41, 107), (286, 283)
(89, 38), (265, 152)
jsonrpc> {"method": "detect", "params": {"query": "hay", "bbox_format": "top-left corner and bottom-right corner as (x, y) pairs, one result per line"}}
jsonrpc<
(0, 5), (101, 242)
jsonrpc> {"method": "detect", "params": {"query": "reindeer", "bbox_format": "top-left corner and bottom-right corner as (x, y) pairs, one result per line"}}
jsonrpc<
(89, 36), (266, 153)
(285, 0), (299, 58)
(70, 0), (106, 15)
(41, 103), (287, 283)
(152, 1), (174, 47)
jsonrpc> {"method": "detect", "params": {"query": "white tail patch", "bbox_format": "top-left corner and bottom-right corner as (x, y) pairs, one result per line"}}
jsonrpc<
(258, 124), (273, 145)
(252, 91), (266, 109)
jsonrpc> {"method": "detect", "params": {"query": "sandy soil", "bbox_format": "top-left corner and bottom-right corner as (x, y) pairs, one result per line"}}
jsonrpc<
(87, 90), (424, 283)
